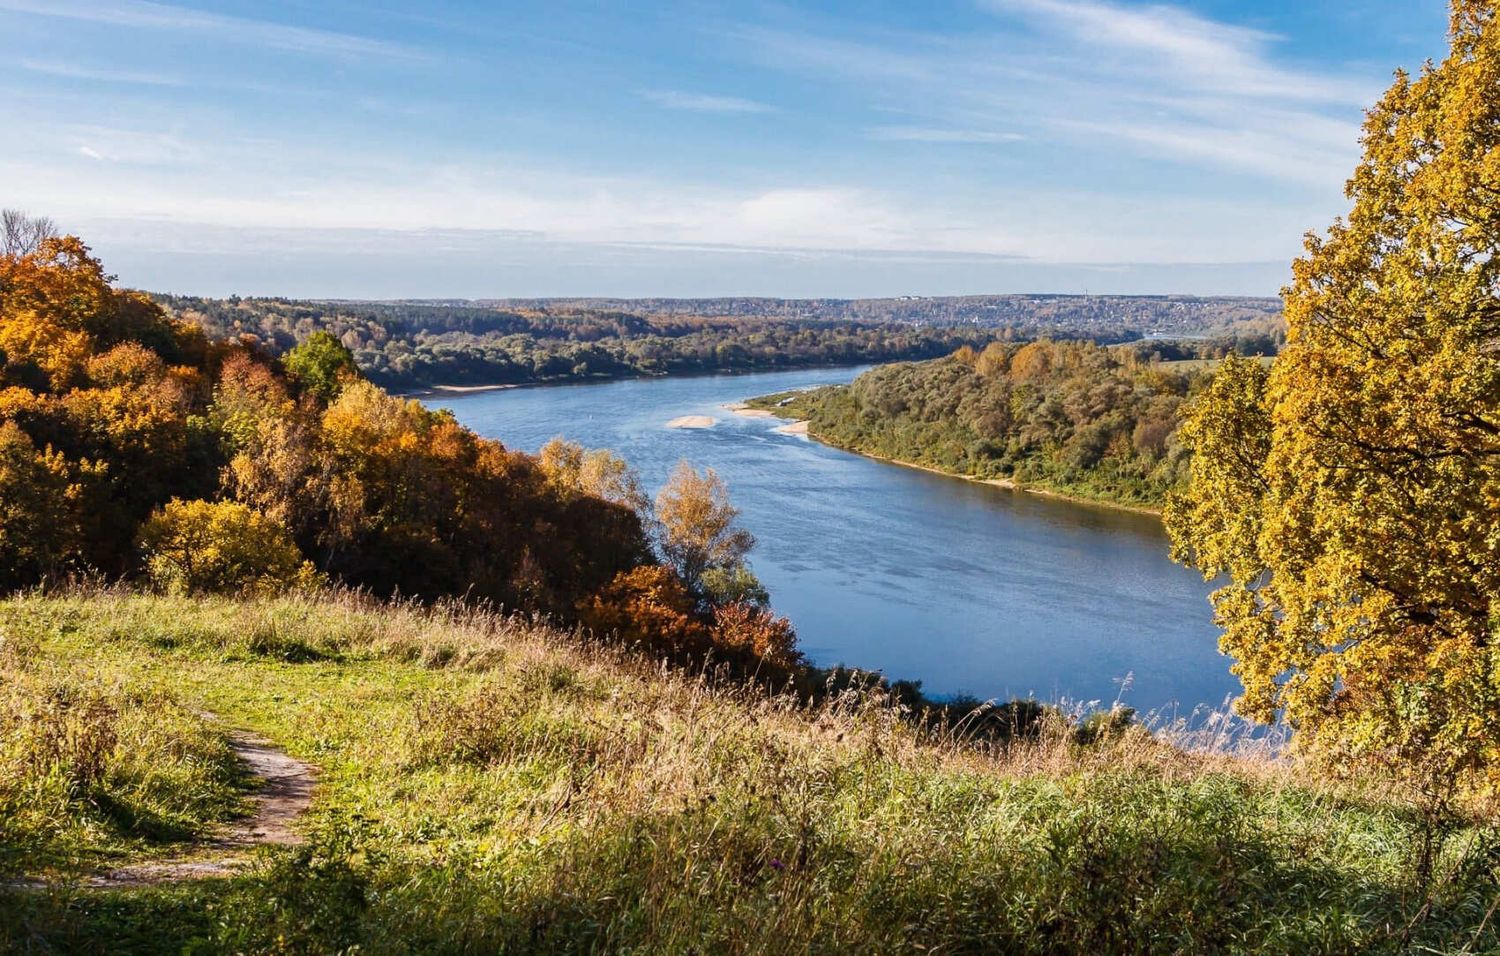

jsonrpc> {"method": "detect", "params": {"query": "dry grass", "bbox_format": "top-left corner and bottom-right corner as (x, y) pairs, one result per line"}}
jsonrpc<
(2, 589), (1497, 953)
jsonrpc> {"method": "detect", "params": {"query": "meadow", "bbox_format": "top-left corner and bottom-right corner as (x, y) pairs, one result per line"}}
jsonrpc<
(3, 590), (1496, 954)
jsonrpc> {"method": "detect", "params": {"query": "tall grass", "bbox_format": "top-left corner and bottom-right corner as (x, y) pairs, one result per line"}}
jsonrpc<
(2, 589), (1497, 953)
(0, 626), (245, 876)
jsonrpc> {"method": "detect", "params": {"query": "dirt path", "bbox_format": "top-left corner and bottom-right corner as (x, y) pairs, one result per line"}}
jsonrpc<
(82, 729), (317, 887)
(1, 728), (317, 890)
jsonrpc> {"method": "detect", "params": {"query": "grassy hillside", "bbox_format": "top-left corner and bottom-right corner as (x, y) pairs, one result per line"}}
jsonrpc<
(3, 591), (1496, 954)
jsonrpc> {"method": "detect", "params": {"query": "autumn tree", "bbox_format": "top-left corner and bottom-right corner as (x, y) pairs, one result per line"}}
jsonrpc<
(0, 422), (95, 589)
(139, 498), (317, 594)
(1166, 1), (1500, 802)
(711, 601), (800, 669)
(538, 437), (649, 513)
(578, 565), (710, 656)
(654, 461), (760, 607)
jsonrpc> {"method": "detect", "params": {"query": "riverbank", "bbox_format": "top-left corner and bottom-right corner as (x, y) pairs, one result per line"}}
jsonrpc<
(395, 382), (522, 398)
(743, 395), (1163, 517)
(854, 446), (1163, 517)
(4, 591), (1492, 954)
(396, 362), (883, 400)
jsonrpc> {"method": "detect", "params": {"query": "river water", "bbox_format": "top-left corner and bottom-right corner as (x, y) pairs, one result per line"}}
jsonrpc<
(429, 366), (1237, 716)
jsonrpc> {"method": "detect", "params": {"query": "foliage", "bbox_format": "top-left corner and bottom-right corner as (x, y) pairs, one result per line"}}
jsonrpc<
(759, 339), (1210, 506)
(710, 600), (800, 669)
(282, 330), (359, 400)
(1165, 1), (1500, 805)
(158, 294), (996, 390)
(655, 461), (761, 606)
(700, 563), (771, 608)
(2, 591), (1497, 954)
(0, 221), (657, 618)
(138, 498), (318, 595)
(579, 565), (711, 656)
(0, 421), (95, 589)
(537, 436), (650, 513)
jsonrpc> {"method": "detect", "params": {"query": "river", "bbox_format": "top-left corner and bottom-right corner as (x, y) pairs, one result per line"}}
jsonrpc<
(428, 366), (1237, 716)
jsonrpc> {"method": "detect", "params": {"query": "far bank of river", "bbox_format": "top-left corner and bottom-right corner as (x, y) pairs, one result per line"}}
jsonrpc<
(426, 365), (1235, 716)
(742, 389), (1167, 517)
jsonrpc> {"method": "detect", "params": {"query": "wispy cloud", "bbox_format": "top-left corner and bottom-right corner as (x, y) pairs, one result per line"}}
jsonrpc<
(866, 126), (1025, 143)
(66, 126), (203, 166)
(0, 0), (420, 60)
(19, 58), (185, 86)
(987, 0), (1377, 103)
(641, 90), (775, 113)
(731, 0), (1377, 185)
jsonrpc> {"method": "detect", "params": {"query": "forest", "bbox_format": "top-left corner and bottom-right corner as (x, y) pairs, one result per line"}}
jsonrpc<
(155, 295), (997, 390)
(755, 340), (1228, 506)
(0, 220), (807, 681)
(470, 292), (1283, 334)
(153, 293), (1284, 392)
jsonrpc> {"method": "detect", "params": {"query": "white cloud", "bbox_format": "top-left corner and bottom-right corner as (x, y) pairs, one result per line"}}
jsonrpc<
(866, 126), (1025, 143)
(732, 1), (1380, 186)
(64, 126), (203, 166)
(0, 0), (419, 60)
(987, 0), (1377, 103)
(19, 58), (185, 86)
(640, 90), (775, 113)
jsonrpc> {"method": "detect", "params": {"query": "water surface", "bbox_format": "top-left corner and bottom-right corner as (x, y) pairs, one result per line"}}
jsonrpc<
(432, 367), (1235, 714)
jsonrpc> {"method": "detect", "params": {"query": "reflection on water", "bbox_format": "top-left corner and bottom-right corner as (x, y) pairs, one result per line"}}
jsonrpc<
(430, 366), (1236, 714)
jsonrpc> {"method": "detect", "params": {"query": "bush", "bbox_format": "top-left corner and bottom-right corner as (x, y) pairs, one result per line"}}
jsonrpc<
(579, 565), (710, 657)
(138, 499), (319, 595)
(711, 601), (800, 669)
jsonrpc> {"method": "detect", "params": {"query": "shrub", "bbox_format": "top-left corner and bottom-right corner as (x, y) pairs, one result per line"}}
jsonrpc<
(711, 601), (800, 669)
(138, 498), (319, 595)
(579, 565), (710, 657)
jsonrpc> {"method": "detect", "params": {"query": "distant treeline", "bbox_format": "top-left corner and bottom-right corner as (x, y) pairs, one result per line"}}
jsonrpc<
(459, 293), (1284, 334)
(154, 296), (1000, 390)
(756, 340), (1233, 506)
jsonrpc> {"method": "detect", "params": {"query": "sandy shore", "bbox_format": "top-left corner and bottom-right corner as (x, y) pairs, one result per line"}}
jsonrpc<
(666, 415), (717, 429)
(773, 420), (810, 435)
(402, 383), (521, 398)
(724, 402), (776, 418)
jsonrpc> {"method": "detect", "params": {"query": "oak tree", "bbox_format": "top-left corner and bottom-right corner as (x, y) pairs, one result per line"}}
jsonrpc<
(1166, 1), (1500, 797)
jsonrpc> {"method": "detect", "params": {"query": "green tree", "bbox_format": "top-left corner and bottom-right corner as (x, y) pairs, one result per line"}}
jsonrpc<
(1166, 0), (1500, 800)
(284, 331), (359, 401)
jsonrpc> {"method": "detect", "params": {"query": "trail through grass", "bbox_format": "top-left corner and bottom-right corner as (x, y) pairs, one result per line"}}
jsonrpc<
(2, 591), (1496, 954)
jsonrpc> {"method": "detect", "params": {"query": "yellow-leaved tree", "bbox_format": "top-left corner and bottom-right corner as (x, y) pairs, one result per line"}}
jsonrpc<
(1166, 0), (1500, 806)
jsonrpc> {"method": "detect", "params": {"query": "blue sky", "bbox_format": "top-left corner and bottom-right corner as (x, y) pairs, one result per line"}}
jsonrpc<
(0, 0), (1452, 298)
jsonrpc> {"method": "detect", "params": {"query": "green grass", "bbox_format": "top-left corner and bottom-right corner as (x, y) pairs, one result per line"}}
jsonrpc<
(2, 591), (1497, 954)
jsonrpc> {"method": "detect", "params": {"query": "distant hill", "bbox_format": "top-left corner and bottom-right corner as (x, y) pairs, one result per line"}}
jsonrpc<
(377, 294), (1283, 334)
